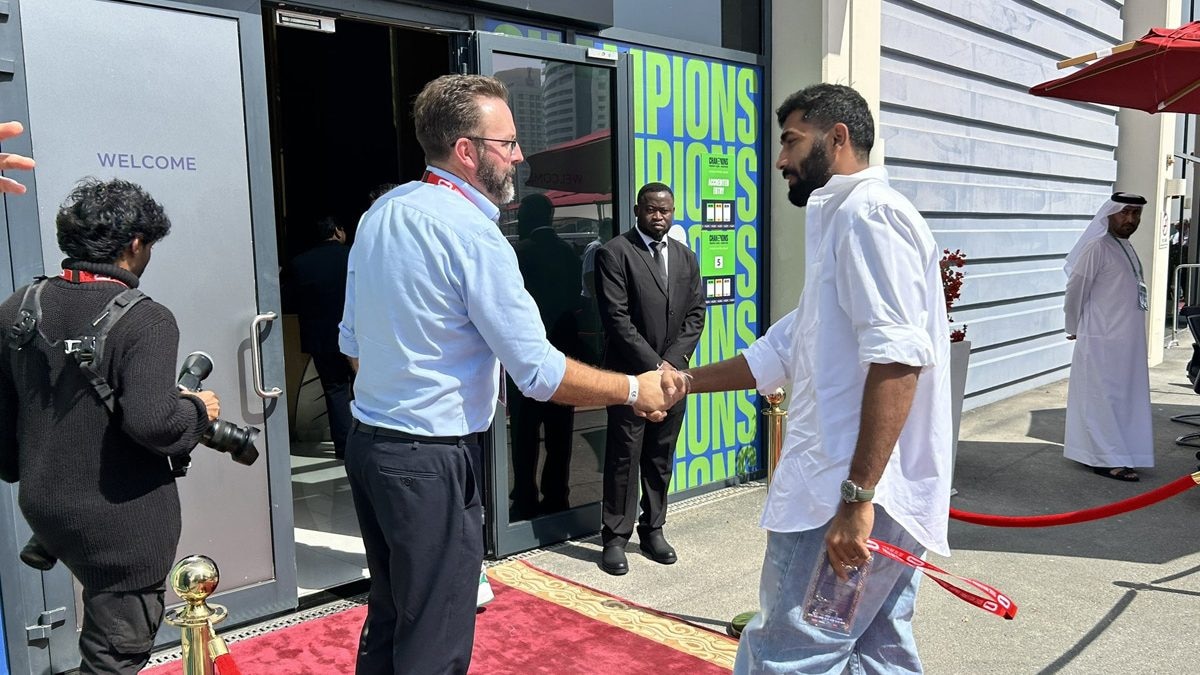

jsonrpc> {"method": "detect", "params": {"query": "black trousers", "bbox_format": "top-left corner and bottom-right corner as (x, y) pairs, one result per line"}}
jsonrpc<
(601, 401), (686, 546)
(311, 351), (354, 453)
(78, 586), (165, 675)
(345, 423), (483, 675)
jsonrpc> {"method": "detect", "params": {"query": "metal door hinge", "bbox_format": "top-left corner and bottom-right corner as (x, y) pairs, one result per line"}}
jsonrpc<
(26, 607), (66, 641)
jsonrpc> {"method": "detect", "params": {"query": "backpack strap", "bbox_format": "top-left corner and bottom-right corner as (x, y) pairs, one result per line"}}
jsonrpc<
(72, 288), (148, 413)
(5, 277), (49, 350)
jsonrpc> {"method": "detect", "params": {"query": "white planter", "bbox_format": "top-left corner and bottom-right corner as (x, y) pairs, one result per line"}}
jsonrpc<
(949, 340), (972, 478)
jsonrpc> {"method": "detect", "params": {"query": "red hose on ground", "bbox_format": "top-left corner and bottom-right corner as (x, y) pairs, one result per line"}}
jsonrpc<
(949, 471), (1200, 527)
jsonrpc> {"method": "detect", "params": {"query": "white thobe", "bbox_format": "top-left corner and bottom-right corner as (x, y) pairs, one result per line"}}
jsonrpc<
(742, 166), (954, 556)
(1063, 235), (1153, 468)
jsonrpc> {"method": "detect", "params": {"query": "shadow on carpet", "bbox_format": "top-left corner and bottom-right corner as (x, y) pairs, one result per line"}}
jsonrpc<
(145, 560), (736, 674)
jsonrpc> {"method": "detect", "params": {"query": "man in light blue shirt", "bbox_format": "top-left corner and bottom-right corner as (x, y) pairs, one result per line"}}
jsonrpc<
(338, 74), (683, 675)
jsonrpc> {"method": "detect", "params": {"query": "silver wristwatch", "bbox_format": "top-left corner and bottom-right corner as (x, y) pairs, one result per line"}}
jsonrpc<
(840, 479), (875, 503)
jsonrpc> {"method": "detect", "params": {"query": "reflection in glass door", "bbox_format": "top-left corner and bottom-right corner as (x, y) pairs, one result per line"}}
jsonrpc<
(475, 34), (630, 556)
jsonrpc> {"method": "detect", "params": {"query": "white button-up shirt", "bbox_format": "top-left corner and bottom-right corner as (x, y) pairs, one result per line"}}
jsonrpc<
(743, 166), (953, 556)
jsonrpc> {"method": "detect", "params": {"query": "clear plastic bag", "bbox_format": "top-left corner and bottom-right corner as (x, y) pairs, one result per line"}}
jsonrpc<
(800, 553), (871, 635)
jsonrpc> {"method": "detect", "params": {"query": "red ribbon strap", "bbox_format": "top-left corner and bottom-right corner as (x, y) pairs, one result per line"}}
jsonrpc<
(867, 538), (1017, 620)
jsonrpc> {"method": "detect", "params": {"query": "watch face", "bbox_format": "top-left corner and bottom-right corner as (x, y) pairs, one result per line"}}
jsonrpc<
(840, 480), (855, 501)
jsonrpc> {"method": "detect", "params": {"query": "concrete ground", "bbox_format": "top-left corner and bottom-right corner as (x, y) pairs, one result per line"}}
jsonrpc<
(528, 344), (1200, 674)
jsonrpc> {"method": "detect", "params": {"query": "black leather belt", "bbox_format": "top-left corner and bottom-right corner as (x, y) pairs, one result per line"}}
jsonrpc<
(351, 419), (479, 446)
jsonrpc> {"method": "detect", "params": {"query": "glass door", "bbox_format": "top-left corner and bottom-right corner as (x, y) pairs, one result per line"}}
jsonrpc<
(473, 33), (632, 557)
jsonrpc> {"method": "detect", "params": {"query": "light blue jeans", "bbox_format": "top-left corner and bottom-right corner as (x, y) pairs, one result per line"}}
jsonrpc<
(734, 506), (925, 675)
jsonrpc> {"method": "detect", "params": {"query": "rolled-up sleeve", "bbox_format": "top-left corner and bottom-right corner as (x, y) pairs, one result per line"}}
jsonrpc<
(743, 308), (798, 393)
(464, 228), (567, 401)
(835, 204), (936, 369)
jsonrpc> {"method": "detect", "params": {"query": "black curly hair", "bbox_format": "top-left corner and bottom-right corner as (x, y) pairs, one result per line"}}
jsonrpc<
(55, 178), (171, 263)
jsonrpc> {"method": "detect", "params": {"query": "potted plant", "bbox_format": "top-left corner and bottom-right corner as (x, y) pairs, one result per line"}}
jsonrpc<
(941, 249), (970, 477)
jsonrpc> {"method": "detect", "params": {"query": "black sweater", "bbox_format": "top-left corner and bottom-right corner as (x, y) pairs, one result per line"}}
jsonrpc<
(0, 260), (209, 591)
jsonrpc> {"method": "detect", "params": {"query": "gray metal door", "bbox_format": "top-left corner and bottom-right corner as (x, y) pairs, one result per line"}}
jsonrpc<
(0, 0), (295, 671)
(472, 32), (634, 557)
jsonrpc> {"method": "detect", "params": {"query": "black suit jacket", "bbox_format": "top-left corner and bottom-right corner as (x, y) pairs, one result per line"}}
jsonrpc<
(282, 240), (350, 355)
(594, 228), (705, 374)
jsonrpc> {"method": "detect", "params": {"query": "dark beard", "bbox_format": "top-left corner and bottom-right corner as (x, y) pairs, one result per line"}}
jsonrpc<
(786, 140), (833, 207)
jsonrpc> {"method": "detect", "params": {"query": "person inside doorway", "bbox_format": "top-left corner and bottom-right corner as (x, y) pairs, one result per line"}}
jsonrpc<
(283, 215), (353, 458)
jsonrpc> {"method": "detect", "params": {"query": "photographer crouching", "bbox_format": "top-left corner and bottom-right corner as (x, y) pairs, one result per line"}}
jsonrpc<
(0, 176), (219, 674)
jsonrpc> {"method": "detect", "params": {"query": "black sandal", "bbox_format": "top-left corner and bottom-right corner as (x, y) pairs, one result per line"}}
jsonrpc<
(1092, 466), (1140, 482)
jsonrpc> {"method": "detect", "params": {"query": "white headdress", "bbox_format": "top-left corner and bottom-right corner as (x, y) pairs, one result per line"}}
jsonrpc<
(1063, 192), (1147, 276)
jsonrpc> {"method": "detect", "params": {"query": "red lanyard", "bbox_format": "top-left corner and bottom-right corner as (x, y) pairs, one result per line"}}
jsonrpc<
(422, 170), (468, 199)
(867, 538), (1017, 620)
(60, 269), (129, 288)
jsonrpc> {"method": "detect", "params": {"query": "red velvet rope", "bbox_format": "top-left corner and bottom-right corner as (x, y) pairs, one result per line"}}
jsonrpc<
(949, 472), (1200, 527)
(212, 653), (244, 675)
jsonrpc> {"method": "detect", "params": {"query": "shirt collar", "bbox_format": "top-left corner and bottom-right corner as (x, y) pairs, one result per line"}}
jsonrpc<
(815, 165), (889, 197)
(426, 165), (501, 223)
(635, 226), (665, 250)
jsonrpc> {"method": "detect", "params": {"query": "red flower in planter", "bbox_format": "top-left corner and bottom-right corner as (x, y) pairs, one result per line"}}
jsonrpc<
(941, 249), (968, 343)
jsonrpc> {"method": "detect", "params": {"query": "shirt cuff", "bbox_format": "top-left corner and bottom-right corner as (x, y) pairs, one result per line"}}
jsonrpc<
(858, 325), (936, 369)
(338, 325), (359, 359)
(518, 345), (568, 402)
(743, 339), (789, 394)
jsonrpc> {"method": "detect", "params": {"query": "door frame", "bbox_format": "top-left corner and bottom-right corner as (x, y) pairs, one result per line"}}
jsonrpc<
(471, 31), (634, 557)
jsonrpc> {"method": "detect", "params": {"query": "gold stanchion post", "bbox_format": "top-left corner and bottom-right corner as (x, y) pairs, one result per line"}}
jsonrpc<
(729, 389), (787, 638)
(164, 555), (228, 675)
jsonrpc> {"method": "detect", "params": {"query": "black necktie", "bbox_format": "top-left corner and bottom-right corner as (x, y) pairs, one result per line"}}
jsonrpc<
(650, 241), (668, 290)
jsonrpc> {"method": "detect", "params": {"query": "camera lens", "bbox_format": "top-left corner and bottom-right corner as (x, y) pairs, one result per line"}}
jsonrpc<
(201, 419), (261, 466)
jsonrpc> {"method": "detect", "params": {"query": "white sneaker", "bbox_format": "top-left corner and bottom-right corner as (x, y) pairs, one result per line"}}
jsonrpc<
(476, 567), (494, 608)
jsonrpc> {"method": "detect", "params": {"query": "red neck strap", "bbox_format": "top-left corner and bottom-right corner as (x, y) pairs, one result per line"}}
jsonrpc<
(61, 269), (129, 288)
(422, 170), (467, 198)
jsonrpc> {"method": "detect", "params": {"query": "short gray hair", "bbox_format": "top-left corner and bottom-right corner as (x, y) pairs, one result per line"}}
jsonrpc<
(413, 75), (509, 163)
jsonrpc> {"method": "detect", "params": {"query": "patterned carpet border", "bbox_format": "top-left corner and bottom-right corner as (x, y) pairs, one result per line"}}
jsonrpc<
(490, 560), (738, 669)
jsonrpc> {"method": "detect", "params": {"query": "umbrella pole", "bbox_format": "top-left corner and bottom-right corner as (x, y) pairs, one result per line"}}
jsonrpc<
(1160, 76), (1200, 110)
(1057, 40), (1136, 69)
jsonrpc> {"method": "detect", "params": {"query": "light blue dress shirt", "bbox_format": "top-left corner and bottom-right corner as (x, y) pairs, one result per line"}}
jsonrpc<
(339, 166), (567, 435)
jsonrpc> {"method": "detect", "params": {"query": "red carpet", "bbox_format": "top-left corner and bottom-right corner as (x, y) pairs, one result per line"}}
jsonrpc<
(146, 561), (736, 674)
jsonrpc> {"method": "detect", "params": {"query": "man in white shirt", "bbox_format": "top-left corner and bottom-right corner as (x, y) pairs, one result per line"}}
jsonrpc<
(1062, 192), (1153, 481)
(679, 84), (951, 673)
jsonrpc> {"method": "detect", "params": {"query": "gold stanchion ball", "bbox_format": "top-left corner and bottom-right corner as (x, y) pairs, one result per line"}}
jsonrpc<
(764, 388), (786, 408)
(170, 554), (220, 604)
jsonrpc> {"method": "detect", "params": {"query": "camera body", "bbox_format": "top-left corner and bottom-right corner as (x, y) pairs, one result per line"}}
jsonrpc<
(172, 352), (260, 476)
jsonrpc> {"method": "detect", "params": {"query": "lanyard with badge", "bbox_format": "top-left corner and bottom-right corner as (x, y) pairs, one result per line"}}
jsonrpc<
(1112, 235), (1149, 311)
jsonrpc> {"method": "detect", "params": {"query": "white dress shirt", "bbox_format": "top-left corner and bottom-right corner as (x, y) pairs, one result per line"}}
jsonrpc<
(637, 227), (669, 276)
(742, 166), (953, 556)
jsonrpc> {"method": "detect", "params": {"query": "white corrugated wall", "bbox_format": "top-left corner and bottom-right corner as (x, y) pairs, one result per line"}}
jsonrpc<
(880, 0), (1124, 408)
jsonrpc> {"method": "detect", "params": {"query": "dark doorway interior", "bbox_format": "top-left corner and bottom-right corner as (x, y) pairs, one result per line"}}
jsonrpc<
(267, 18), (449, 257)
(264, 13), (451, 596)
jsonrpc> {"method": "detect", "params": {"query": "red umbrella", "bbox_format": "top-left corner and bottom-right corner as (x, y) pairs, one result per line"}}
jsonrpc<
(1030, 22), (1200, 114)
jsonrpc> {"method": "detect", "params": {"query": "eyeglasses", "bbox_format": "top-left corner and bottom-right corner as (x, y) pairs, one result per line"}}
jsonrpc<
(468, 136), (519, 157)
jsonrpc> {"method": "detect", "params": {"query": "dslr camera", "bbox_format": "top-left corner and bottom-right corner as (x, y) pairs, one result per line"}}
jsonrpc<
(170, 351), (261, 476)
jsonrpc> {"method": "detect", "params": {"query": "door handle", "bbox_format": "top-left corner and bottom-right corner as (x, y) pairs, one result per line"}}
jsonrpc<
(250, 312), (282, 399)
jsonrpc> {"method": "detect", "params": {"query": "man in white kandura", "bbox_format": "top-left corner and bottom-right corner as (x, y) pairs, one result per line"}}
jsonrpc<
(1063, 192), (1153, 482)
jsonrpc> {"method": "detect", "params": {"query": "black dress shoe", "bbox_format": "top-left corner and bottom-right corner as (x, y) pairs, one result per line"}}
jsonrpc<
(600, 545), (629, 575)
(638, 530), (677, 565)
